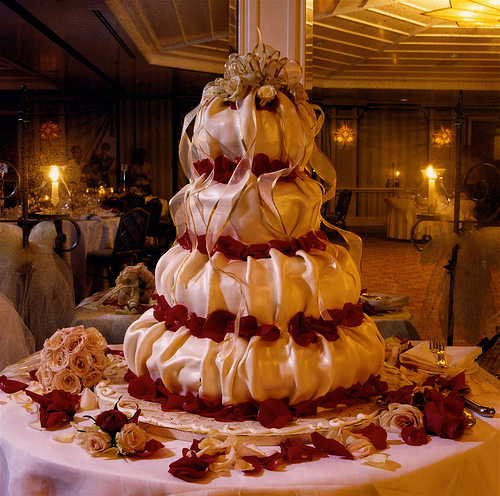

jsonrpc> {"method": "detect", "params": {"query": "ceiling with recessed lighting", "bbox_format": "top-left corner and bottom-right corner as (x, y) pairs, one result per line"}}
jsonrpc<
(0, 0), (498, 104)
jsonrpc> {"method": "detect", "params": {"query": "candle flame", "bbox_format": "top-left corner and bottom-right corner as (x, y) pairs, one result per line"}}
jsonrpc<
(49, 165), (60, 182)
(425, 165), (437, 180)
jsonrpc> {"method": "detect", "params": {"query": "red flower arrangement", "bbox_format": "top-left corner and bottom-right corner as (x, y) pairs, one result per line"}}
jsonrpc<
(79, 403), (164, 458)
(25, 389), (81, 429)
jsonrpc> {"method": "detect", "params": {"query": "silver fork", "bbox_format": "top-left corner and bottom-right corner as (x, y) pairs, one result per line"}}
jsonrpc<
(429, 337), (448, 369)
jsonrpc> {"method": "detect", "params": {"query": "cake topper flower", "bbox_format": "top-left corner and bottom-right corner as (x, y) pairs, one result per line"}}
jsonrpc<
(201, 30), (304, 105)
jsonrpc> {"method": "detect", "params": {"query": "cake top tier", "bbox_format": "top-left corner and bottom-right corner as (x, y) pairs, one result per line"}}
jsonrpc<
(179, 38), (335, 195)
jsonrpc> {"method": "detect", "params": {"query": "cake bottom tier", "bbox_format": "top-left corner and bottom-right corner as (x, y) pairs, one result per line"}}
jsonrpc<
(124, 309), (385, 406)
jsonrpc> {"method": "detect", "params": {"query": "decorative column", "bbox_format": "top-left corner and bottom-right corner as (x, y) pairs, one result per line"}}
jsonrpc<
(233, 0), (313, 91)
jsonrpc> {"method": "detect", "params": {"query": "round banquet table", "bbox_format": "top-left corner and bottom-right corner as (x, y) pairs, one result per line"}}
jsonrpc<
(62, 215), (121, 301)
(1, 364), (499, 495)
(385, 197), (476, 241)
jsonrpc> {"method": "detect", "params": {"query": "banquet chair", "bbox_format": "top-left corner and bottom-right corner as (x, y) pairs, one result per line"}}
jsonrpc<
(86, 207), (150, 286)
(329, 189), (352, 230)
(122, 193), (145, 212)
(144, 198), (163, 243)
(142, 198), (165, 270)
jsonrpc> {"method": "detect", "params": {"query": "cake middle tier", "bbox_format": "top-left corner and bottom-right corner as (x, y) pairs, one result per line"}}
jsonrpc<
(177, 170), (323, 245)
(156, 243), (361, 326)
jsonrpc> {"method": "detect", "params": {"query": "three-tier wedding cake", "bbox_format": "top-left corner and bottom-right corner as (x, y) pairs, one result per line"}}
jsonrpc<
(123, 40), (385, 408)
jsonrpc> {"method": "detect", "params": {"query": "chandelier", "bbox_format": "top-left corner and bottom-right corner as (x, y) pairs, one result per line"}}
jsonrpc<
(423, 0), (500, 27)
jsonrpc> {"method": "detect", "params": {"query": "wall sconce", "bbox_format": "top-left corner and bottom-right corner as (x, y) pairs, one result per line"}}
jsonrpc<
(415, 165), (450, 214)
(386, 170), (400, 188)
(40, 120), (62, 141)
(423, 0), (500, 27)
(432, 125), (454, 149)
(334, 122), (355, 148)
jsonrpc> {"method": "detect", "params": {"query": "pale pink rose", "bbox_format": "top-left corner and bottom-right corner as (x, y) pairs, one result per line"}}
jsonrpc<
(51, 369), (82, 394)
(44, 349), (70, 372)
(81, 368), (103, 389)
(379, 403), (424, 434)
(68, 350), (92, 378)
(88, 350), (108, 372)
(63, 327), (88, 354)
(257, 85), (277, 105)
(81, 430), (112, 456)
(84, 327), (107, 351)
(345, 434), (376, 459)
(43, 330), (66, 351)
(115, 423), (148, 455)
(36, 364), (54, 390)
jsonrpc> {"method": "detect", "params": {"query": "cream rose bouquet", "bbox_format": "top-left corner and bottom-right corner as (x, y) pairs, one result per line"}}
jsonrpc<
(114, 263), (155, 312)
(36, 326), (109, 394)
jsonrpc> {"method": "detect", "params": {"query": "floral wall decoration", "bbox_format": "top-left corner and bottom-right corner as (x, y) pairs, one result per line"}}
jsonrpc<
(432, 125), (454, 149)
(334, 122), (355, 148)
(40, 119), (62, 141)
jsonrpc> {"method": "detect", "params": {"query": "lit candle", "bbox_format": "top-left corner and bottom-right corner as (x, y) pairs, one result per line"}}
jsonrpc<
(49, 165), (60, 209)
(426, 165), (436, 213)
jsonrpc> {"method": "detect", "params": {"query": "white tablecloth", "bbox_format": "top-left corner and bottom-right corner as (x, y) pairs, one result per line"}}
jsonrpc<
(62, 216), (120, 301)
(71, 305), (141, 344)
(1, 357), (499, 496)
(372, 308), (420, 340)
(385, 197), (476, 241)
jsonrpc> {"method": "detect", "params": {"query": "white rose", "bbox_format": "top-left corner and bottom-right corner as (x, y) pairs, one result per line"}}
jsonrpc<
(36, 364), (54, 390)
(81, 368), (103, 390)
(43, 330), (65, 351)
(81, 430), (113, 456)
(63, 327), (88, 354)
(378, 403), (424, 434)
(84, 327), (107, 351)
(203, 83), (221, 102)
(221, 76), (244, 101)
(257, 84), (277, 105)
(115, 423), (148, 455)
(44, 349), (70, 372)
(68, 350), (92, 378)
(51, 369), (82, 394)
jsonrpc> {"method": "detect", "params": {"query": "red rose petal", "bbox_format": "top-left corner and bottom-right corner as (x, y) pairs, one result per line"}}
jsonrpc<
(258, 398), (292, 428)
(401, 426), (429, 446)
(310, 432), (354, 460)
(127, 374), (157, 401)
(353, 422), (387, 450)
(0, 375), (28, 394)
(280, 438), (326, 462)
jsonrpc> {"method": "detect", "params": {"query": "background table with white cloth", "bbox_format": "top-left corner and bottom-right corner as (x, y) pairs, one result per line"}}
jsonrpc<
(371, 308), (420, 340)
(385, 196), (476, 241)
(62, 215), (120, 301)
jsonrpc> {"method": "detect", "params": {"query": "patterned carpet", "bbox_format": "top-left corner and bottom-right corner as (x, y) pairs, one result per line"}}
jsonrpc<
(357, 233), (442, 342)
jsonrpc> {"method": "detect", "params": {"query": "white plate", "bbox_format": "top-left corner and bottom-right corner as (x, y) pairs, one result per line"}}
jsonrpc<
(361, 293), (409, 312)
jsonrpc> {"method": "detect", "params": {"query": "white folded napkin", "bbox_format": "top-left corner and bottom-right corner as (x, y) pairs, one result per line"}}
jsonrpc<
(399, 341), (481, 374)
